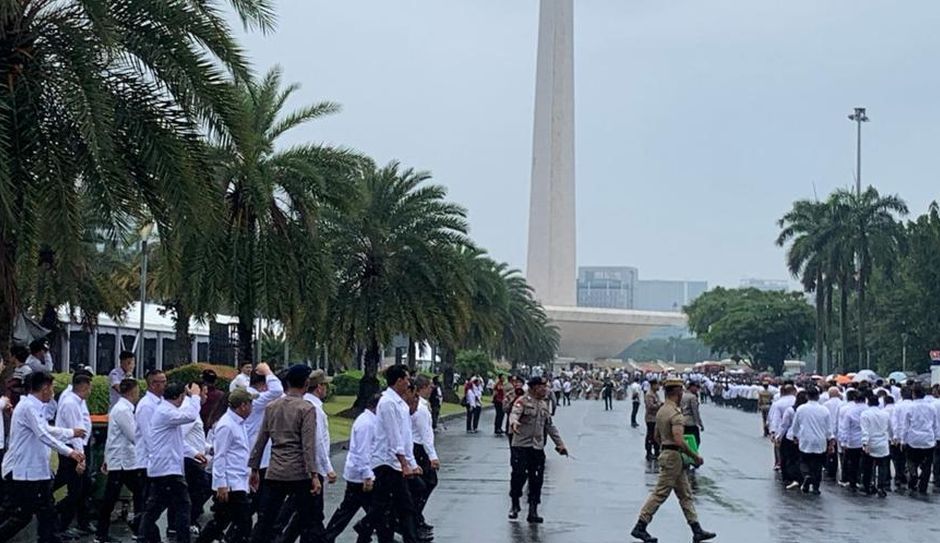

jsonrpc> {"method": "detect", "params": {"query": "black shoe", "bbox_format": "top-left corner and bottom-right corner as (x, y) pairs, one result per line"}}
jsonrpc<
(630, 520), (658, 542)
(690, 521), (717, 542)
(508, 498), (521, 520)
(878, 489), (887, 498)
(526, 504), (543, 524)
(76, 524), (96, 535)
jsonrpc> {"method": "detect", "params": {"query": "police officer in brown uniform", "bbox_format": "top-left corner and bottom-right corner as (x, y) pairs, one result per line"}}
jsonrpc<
(508, 376), (568, 523)
(631, 379), (716, 543)
(644, 380), (663, 460)
(503, 375), (525, 444)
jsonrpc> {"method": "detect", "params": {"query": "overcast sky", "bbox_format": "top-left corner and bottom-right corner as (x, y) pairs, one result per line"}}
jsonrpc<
(232, 0), (940, 288)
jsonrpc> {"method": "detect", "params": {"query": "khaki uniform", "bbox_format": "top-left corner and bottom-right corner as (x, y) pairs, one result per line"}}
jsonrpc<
(644, 390), (664, 458)
(508, 393), (565, 505)
(758, 389), (773, 436)
(638, 399), (698, 524)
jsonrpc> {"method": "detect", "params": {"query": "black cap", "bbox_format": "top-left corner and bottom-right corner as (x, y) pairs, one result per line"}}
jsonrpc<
(286, 364), (313, 383)
(527, 376), (546, 387)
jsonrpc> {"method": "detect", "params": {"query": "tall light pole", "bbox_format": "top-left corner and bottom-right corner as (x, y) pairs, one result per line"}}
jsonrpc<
(902, 332), (909, 372)
(848, 107), (869, 195)
(137, 223), (155, 378)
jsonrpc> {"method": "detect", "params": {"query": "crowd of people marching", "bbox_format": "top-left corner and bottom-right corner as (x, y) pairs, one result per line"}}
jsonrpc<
(0, 344), (442, 543)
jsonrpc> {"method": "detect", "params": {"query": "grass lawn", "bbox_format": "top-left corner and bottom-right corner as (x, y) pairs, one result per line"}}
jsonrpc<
(325, 395), (464, 444)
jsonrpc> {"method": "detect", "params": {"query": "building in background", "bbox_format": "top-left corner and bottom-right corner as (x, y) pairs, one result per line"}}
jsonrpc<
(740, 278), (790, 292)
(634, 280), (708, 312)
(576, 266), (638, 309)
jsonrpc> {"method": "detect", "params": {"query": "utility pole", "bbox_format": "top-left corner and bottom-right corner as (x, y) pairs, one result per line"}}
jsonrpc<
(848, 107), (869, 195)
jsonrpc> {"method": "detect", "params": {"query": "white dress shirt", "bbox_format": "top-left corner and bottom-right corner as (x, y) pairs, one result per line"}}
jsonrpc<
(902, 398), (938, 449)
(303, 393), (334, 476)
(2, 395), (76, 480)
(105, 397), (139, 470)
(25, 353), (53, 374)
(147, 396), (200, 477)
(108, 366), (129, 408)
(838, 402), (865, 449)
(183, 416), (208, 459)
(412, 397), (438, 462)
(860, 406), (891, 458)
(244, 375), (283, 470)
(55, 389), (91, 450)
(0, 396), (8, 450)
(135, 391), (162, 469)
(344, 410), (377, 484)
(211, 409), (250, 492)
(769, 395), (796, 437)
(823, 397), (842, 438)
(372, 388), (418, 471)
(464, 386), (481, 409)
(788, 402), (832, 454)
(891, 399), (913, 445)
(230, 373), (251, 392)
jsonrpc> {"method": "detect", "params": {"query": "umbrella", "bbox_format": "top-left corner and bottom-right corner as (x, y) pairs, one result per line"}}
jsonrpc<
(853, 369), (881, 383)
(887, 371), (908, 383)
(835, 374), (853, 385)
(809, 374), (824, 380)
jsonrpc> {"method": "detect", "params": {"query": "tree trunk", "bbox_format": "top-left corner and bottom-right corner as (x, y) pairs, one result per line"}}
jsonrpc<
(441, 347), (458, 403)
(839, 277), (849, 373)
(173, 301), (193, 366)
(825, 280), (834, 374)
(814, 269), (825, 375)
(0, 225), (18, 358)
(406, 336), (416, 371)
(236, 317), (253, 366)
(857, 265), (866, 371)
(354, 337), (382, 409)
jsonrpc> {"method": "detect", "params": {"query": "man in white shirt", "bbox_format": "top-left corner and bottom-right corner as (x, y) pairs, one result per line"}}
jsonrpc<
(197, 389), (255, 543)
(860, 393), (891, 497)
(890, 387), (913, 488)
(411, 375), (440, 539)
(324, 393), (379, 543)
(464, 378), (482, 434)
(243, 363), (283, 510)
(280, 370), (336, 542)
(822, 387), (842, 481)
(0, 372), (85, 543)
(768, 385), (796, 471)
(183, 385), (211, 533)
(902, 384), (937, 494)
(838, 390), (866, 491)
(135, 370), (167, 475)
(25, 339), (53, 374)
(628, 379), (642, 428)
(788, 387), (832, 494)
(108, 351), (136, 409)
(230, 361), (253, 392)
(97, 378), (144, 542)
(357, 365), (421, 543)
(138, 382), (202, 543)
(53, 371), (94, 536)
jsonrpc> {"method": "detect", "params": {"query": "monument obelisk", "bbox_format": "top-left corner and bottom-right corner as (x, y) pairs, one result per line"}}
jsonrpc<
(526, 0), (576, 307)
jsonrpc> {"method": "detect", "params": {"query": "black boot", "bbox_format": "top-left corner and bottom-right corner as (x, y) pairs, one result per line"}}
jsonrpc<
(508, 498), (521, 520)
(630, 520), (658, 543)
(690, 521), (717, 542)
(526, 503), (543, 523)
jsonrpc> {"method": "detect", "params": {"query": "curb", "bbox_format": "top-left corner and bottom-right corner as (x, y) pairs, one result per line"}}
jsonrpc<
(330, 405), (494, 455)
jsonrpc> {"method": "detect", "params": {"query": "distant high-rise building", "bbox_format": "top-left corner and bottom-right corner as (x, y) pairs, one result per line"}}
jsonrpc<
(576, 267), (638, 309)
(635, 280), (708, 312)
(740, 278), (789, 292)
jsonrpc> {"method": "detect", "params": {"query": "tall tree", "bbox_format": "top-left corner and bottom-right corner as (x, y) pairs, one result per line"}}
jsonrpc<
(212, 66), (358, 363)
(0, 0), (275, 354)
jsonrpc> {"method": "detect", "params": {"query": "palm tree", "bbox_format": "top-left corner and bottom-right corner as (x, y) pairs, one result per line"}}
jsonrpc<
(325, 162), (470, 408)
(211, 66), (359, 363)
(0, 0), (275, 354)
(831, 187), (907, 370)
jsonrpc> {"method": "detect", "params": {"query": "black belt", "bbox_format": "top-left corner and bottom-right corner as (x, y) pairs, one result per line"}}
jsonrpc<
(661, 445), (681, 452)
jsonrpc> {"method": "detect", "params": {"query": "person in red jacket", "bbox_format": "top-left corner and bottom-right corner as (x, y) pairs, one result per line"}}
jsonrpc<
(493, 375), (506, 436)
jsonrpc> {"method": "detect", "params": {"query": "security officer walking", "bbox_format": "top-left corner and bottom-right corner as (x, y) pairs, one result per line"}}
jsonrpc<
(631, 379), (716, 543)
(508, 376), (568, 523)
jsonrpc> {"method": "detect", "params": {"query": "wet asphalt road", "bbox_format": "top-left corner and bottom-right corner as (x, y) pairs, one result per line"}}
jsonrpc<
(12, 400), (940, 542)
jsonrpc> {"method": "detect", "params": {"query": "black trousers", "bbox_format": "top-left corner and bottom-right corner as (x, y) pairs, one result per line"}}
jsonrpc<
(779, 439), (801, 485)
(842, 447), (862, 488)
(860, 454), (890, 493)
(54, 450), (92, 530)
(197, 490), (252, 543)
(412, 445), (438, 521)
(272, 475), (326, 543)
(184, 457), (213, 527)
(493, 403), (505, 434)
(603, 394), (613, 410)
(890, 443), (907, 484)
(139, 475), (192, 543)
(252, 478), (324, 543)
(97, 468), (145, 540)
(799, 451), (826, 489)
(358, 466), (418, 543)
(465, 406), (481, 431)
(430, 407), (440, 430)
(824, 445), (839, 481)
(933, 442), (940, 489)
(630, 401), (640, 427)
(906, 446), (934, 492)
(0, 477), (58, 543)
(645, 422), (660, 458)
(324, 482), (372, 542)
(509, 447), (546, 504)
(562, 392), (571, 406)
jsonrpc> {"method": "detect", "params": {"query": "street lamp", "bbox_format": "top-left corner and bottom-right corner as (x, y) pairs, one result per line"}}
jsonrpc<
(848, 107), (869, 196)
(137, 222), (155, 378)
(902, 332), (909, 372)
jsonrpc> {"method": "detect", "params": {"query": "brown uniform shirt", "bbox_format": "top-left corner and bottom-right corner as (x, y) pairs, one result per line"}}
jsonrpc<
(248, 393), (317, 481)
(645, 390), (663, 423)
(757, 389), (773, 411)
(509, 393), (564, 450)
(654, 399), (684, 447)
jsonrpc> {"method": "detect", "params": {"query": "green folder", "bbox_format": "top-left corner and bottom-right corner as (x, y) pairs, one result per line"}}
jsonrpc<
(681, 434), (699, 466)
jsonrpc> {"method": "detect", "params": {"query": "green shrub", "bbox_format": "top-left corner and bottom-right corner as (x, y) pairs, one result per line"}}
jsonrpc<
(52, 373), (145, 415)
(332, 371), (361, 396)
(166, 363), (238, 391)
